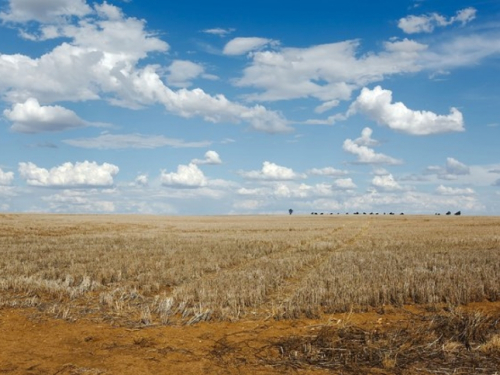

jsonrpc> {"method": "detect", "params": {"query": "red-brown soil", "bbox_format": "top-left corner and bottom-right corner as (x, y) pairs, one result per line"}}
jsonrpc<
(2, 302), (500, 375)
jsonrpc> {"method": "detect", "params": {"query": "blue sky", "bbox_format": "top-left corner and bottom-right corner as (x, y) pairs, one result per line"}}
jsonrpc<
(0, 0), (499, 215)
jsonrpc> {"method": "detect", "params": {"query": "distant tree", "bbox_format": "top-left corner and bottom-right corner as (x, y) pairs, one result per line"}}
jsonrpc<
(455, 211), (461, 216)
(446, 211), (451, 215)
(289, 208), (293, 215)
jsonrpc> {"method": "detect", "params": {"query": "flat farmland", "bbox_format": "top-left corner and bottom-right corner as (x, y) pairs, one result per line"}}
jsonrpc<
(1, 214), (500, 374)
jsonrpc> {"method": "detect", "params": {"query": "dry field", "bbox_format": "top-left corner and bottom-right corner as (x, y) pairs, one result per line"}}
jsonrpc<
(1, 213), (500, 374)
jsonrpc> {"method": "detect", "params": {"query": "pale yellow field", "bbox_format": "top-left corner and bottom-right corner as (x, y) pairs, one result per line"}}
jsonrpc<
(1, 213), (500, 374)
(1, 213), (499, 324)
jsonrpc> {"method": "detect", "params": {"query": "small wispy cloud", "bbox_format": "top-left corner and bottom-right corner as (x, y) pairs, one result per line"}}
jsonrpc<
(63, 134), (212, 149)
(202, 27), (235, 37)
(398, 7), (477, 34)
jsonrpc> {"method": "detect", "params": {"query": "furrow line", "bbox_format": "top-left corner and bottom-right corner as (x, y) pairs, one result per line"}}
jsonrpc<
(261, 220), (372, 313)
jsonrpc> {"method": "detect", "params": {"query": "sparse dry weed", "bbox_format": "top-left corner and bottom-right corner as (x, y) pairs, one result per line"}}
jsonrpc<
(267, 310), (500, 374)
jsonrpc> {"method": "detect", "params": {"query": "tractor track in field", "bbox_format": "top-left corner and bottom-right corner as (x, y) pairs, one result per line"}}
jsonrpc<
(168, 219), (372, 321)
(260, 219), (373, 313)
(175, 224), (350, 288)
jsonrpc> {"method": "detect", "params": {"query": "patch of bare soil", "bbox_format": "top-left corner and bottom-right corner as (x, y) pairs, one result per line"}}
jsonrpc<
(1, 303), (500, 375)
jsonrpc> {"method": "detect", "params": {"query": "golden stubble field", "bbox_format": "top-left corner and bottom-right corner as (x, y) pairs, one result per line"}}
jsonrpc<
(1, 213), (499, 374)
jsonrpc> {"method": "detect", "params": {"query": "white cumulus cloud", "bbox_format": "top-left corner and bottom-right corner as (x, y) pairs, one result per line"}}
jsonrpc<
(343, 128), (402, 165)
(165, 60), (212, 88)
(349, 86), (464, 135)
(0, 8), (169, 103)
(371, 174), (402, 191)
(134, 174), (148, 187)
(0, 0), (92, 23)
(353, 127), (380, 147)
(0, 4), (290, 134)
(342, 140), (402, 164)
(128, 68), (291, 133)
(4, 98), (87, 133)
(234, 39), (424, 103)
(333, 178), (357, 190)
(191, 151), (222, 165)
(18, 161), (119, 187)
(425, 157), (470, 180)
(446, 157), (471, 175)
(160, 163), (208, 188)
(239, 161), (306, 180)
(0, 168), (14, 185)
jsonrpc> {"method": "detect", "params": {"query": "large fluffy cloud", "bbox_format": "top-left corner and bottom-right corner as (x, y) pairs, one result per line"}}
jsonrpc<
(0, 2), (290, 134)
(233, 39), (425, 102)
(349, 86), (464, 135)
(128, 67), (291, 133)
(18, 161), (119, 187)
(0, 4), (169, 103)
(160, 163), (208, 188)
(398, 8), (477, 34)
(4, 98), (86, 133)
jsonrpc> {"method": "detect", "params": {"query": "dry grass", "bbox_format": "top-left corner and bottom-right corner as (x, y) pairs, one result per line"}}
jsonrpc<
(266, 309), (500, 374)
(1, 213), (500, 325)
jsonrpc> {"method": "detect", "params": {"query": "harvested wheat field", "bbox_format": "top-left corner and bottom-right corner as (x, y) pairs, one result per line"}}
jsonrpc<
(1, 214), (500, 374)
